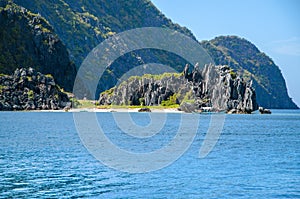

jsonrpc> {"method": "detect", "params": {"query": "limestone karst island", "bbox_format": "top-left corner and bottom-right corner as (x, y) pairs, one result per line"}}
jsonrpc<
(0, 1), (298, 112)
(0, 1), (299, 198)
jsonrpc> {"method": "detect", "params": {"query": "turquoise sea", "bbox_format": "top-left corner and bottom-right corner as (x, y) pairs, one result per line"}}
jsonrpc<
(0, 110), (299, 198)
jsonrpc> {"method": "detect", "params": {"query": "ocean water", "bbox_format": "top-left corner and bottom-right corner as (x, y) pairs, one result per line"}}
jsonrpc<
(0, 110), (299, 198)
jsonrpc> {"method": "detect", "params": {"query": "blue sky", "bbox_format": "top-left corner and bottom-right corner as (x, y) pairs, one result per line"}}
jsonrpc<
(151, 0), (300, 107)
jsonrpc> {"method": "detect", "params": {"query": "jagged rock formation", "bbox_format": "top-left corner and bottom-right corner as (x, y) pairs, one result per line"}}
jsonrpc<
(99, 65), (258, 113)
(99, 72), (187, 107)
(202, 36), (298, 109)
(0, 1), (76, 91)
(0, 68), (70, 111)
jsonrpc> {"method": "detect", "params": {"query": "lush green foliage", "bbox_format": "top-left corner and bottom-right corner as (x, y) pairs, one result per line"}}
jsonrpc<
(14, 0), (195, 68)
(126, 72), (182, 82)
(100, 87), (115, 96)
(69, 97), (81, 108)
(161, 94), (178, 106)
(139, 98), (145, 106)
(143, 73), (183, 80)
(229, 69), (237, 79)
(27, 90), (34, 100)
(0, 85), (7, 93)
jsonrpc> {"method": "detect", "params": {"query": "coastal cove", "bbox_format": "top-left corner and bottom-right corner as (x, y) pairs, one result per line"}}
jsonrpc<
(0, 0), (299, 198)
(1, 110), (299, 198)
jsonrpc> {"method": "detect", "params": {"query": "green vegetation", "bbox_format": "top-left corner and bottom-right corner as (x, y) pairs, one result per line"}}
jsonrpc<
(68, 99), (103, 109)
(139, 98), (145, 106)
(182, 90), (193, 102)
(45, 74), (54, 79)
(101, 87), (115, 96)
(229, 69), (237, 79)
(0, 85), (7, 93)
(142, 73), (183, 80)
(124, 72), (182, 83)
(76, 100), (96, 108)
(242, 69), (253, 82)
(202, 98), (210, 103)
(180, 99), (195, 104)
(69, 98), (81, 108)
(28, 90), (34, 100)
(161, 94), (178, 107)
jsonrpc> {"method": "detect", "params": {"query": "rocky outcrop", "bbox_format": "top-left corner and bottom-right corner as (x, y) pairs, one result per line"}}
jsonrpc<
(0, 68), (70, 111)
(99, 73), (188, 107)
(202, 36), (298, 109)
(99, 64), (258, 113)
(0, 1), (76, 91)
(138, 108), (151, 112)
(259, 107), (271, 114)
(199, 64), (258, 113)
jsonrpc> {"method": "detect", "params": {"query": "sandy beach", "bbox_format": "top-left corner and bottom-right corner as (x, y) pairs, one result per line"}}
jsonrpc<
(68, 107), (183, 113)
(32, 107), (183, 113)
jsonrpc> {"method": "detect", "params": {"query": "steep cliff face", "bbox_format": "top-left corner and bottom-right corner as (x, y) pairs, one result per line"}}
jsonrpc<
(199, 64), (258, 113)
(99, 65), (258, 113)
(0, 1), (76, 91)
(202, 36), (298, 109)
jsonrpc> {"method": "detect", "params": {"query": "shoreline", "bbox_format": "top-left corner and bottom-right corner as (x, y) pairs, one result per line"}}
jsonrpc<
(1, 108), (299, 114)
(28, 107), (184, 113)
(70, 107), (183, 113)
